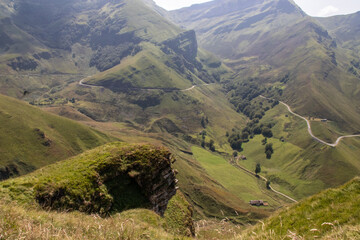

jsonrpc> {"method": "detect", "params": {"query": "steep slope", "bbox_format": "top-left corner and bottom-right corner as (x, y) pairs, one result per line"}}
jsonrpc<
(238, 177), (360, 239)
(0, 0), (222, 98)
(171, 0), (360, 133)
(317, 12), (360, 77)
(317, 12), (360, 55)
(0, 94), (113, 180)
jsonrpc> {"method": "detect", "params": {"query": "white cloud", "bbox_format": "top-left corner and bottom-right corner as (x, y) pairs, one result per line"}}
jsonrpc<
(317, 5), (340, 17)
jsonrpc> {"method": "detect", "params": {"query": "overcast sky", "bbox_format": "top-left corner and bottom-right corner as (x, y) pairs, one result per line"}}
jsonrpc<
(153, 0), (360, 17)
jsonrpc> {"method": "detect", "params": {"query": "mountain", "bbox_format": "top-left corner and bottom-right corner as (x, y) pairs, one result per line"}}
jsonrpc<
(171, 0), (360, 134)
(0, 93), (113, 180)
(1, 0), (360, 235)
(170, 0), (360, 208)
(317, 11), (360, 71)
(0, 0), (277, 223)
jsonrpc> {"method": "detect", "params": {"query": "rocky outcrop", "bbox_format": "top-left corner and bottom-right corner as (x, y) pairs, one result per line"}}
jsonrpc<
(34, 143), (178, 216)
(162, 30), (198, 63)
(148, 117), (184, 136)
(133, 155), (177, 215)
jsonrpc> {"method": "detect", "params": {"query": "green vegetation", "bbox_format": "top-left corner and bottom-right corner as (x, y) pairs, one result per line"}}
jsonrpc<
(238, 177), (360, 239)
(238, 102), (360, 200)
(0, 142), (194, 237)
(0, 94), (113, 179)
(191, 146), (280, 210)
(265, 143), (274, 159)
(0, 143), (173, 214)
(2, 0), (360, 237)
(255, 163), (261, 175)
(0, 203), (187, 240)
(172, 0), (360, 134)
(164, 192), (195, 236)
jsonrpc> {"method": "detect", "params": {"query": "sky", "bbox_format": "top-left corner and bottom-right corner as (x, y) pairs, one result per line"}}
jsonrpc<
(153, 0), (360, 17)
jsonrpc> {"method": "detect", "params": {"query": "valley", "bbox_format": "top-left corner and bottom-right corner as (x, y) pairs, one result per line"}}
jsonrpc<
(0, 0), (359, 239)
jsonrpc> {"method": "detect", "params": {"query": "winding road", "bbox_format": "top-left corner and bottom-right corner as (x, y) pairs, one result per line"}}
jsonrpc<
(79, 77), (215, 92)
(234, 159), (298, 203)
(260, 95), (360, 147)
(79, 78), (97, 88)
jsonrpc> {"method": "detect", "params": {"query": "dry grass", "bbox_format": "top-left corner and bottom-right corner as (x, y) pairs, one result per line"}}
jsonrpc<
(234, 222), (360, 240)
(195, 219), (244, 240)
(234, 177), (360, 240)
(0, 201), (184, 240)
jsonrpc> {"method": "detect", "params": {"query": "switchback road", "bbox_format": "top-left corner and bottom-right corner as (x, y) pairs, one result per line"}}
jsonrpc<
(260, 95), (360, 147)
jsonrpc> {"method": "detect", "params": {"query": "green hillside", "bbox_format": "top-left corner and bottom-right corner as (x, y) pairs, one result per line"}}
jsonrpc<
(237, 177), (360, 239)
(171, 0), (360, 133)
(1, 0), (360, 236)
(317, 11), (360, 56)
(0, 94), (113, 180)
(237, 100), (360, 200)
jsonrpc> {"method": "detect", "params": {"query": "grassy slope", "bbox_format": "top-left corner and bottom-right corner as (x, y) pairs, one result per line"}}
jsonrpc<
(191, 146), (280, 208)
(317, 12), (360, 56)
(237, 177), (360, 239)
(85, 42), (194, 90)
(0, 94), (113, 176)
(238, 99), (360, 200)
(0, 142), (193, 239)
(0, 204), (185, 240)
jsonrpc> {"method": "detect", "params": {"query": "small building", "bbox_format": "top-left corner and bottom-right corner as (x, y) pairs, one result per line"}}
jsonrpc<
(240, 155), (247, 160)
(250, 200), (269, 206)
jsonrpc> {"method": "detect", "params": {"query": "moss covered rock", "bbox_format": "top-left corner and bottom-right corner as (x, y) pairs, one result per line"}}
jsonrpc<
(30, 142), (178, 216)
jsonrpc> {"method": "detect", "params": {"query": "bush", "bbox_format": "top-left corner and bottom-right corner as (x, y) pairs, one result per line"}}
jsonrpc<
(262, 127), (273, 138)
(265, 143), (274, 159)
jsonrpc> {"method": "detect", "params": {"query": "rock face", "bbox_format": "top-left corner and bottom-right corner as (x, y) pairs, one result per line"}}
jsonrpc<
(134, 155), (177, 215)
(162, 30), (198, 63)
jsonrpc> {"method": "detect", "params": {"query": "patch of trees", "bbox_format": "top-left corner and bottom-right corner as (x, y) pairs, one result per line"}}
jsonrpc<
(8, 57), (38, 71)
(209, 140), (216, 152)
(199, 132), (216, 151)
(90, 43), (141, 71)
(199, 130), (216, 151)
(227, 119), (274, 151)
(265, 143), (274, 159)
(201, 116), (209, 128)
(128, 90), (163, 109)
(255, 163), (261, 175)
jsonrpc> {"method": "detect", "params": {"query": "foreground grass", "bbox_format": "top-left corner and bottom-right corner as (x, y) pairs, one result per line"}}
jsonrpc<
(0, 202), (186, 240)
(0, 142), (195, 238)
(236, 177), (360, 239)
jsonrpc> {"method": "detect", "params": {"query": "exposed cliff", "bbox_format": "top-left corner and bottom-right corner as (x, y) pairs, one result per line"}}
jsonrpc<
(162, 30), (198, 63)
